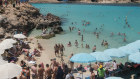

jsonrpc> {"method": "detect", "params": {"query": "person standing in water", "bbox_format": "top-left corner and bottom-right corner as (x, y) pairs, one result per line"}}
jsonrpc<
(104, 41), (109, 49)
(101, 40), (104, 46)
(123, 37), (126, 42)
(110, 32), (114, 37)
(81, 35), (83, 42)
(75, 40), (78, 48)
(92, 45), (96, 52)
(78, 30), (81, 36)
(69, 26), (71, 32)
(96, 33), (99, 39)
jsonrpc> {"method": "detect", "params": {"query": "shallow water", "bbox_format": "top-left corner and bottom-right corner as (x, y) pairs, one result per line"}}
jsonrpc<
(30, 3), (140, 64)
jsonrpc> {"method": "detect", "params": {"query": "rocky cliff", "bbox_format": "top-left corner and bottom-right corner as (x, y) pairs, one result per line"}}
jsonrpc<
(0, 4), (62, 38)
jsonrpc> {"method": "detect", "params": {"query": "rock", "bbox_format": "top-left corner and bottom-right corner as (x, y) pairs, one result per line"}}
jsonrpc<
(0, 28), (5, 38)
(57, 26), (63, 32)
(35, 33), (55, 39)
(0, 4), (62, 39)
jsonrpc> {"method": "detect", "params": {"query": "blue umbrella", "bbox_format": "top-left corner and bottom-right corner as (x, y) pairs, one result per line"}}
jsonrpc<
(70, 53), (96, 79)
(105, 77), (123, 79)
(70, 53), (96, 63)
(90, 52), (112, 62)
(118, 46), (138, 55)
(104, 48), (126, 58)
(129, 52), (140, 64)
(126, 40), (140, 51)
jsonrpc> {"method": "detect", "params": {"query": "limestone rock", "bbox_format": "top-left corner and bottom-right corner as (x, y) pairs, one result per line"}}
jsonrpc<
(0, 28), (5, 38)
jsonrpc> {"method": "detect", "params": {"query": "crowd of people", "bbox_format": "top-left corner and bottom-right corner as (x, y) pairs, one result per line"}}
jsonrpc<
(54, 44), (65, 57)
(19, 58), (75, 79)
(0, 0), (29, 8)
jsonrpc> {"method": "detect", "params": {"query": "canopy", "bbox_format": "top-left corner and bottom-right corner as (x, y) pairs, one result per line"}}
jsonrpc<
(0, 49), (5, 54)
(129, 52), (140, 64)
(1, 39), (17, 44)
(106, 77), (123, 79)
(0, 42), (13, 50)
(104, 48), (126, 58)
(70, 53), (96, 63)
(13, 34), (26, 39)
(126, 40), (140, 51)
(0, 56), (8, 65)
(90, 52), (112, 62)
(0, 63), (22, 79)
(118, 46), (139, 55)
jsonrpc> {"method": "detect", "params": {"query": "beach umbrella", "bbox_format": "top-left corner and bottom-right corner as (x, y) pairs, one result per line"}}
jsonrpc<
(70, 53), (96, 79)
(70, 53), (96, 63)
(0, 49), (5, 54)
(126, 40), (140, 51)
(0, 56), (8, 65)
(0, 63), (22, 79)
(118, 46), (139, 55)
(129, 52), (140, 64)
(105, 76), (123, 79)
(104, 48), (126, 58)
(13, 34), (26, 39)
(0, 42), (13, 50)
(90, 52), (112, 62)
(1, 39), (17, 44)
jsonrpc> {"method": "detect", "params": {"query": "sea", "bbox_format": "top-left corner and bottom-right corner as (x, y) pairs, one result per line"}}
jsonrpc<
(30, 3), (140, 64)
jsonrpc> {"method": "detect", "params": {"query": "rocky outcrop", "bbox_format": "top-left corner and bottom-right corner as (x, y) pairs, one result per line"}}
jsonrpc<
(35, 33), (55, 39)
(0, 4), (63, 38)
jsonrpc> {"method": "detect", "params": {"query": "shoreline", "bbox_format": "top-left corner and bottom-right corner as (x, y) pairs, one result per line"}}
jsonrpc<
(29, 1), (140, 5)
(29, 2), (140, 7)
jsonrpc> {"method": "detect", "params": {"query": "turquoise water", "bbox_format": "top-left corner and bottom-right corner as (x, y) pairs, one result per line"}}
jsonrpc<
(30, 3), (140, 50)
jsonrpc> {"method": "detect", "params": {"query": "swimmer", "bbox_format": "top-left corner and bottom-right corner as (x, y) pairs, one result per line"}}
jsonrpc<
(87, 45), (90, 49)
(75, 40), (78, 48)
(118, 32), (121, 36)
(92, 45), (96, 52)
(123, 37), (126, 42)
(104, 41), (109, 49)
(95, 28), (98, 30)
(101, 40), (104, 46)
(93, 32), (96, 35)
(83, 29), (85, 32)
(86, 44), (88, 48)
(81, 35), (83, 42)
(110, 32), (114, 37)
(67, 41), (71, 47)
(78, 30), (81, 36)
(124, 33), (126, 37)
(81, 43), (83, 48)
(128, 24), (130, 28)
(69, 27), (71, 32)
(96, 33), (99, 39)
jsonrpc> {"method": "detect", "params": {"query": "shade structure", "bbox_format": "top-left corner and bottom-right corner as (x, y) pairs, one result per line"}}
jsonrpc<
(118, 46), (139, 55)
(13, 34), (26, 39)
(126, 40), (140, 51)
(0, 42), (13, 50)
(129, 52), (140, 64)
(0, 48), (5, 54)
(0, 56), (8, 65)
(1, 39), (17, 44)
(70, 53), (96, 63)
(104, 48), (126, 58)
(106, 77), (123, 79)
(0, 63), (22, 79)
(90, 52), (112, 62)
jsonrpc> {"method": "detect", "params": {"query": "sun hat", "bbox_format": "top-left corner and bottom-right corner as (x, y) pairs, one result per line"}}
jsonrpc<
(99, 65), (103, 69)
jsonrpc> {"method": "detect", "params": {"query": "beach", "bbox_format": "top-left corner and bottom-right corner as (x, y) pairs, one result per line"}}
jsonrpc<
(1, 1), (140, 79)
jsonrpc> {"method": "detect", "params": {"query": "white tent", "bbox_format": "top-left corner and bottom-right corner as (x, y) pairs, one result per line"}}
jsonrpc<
(0, 63), (22, 79)
(13, 34), (26, 39)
